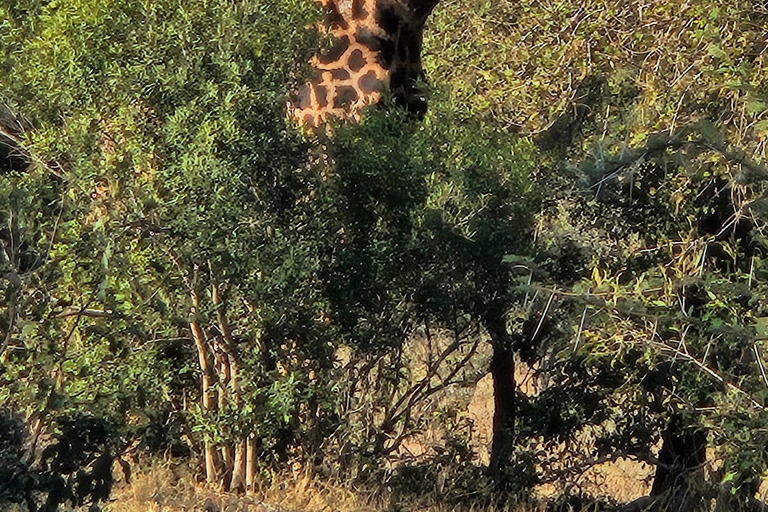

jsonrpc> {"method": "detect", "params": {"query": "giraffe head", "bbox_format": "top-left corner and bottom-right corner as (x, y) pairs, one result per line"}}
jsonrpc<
(293, 0), (439, 127)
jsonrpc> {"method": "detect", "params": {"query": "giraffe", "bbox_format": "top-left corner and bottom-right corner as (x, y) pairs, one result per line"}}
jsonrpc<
(293, 0), (440, 127)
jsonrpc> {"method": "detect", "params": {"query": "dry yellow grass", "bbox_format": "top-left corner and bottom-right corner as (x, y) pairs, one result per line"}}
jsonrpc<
(103, 465), (544, 512)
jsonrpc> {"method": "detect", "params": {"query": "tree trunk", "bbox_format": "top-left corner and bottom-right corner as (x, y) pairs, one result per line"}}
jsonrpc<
(489, 344), (516, 479)
(212, 280), (247, 493)
(483, 306), (517, 481)
(190, 315), (217, 485)
(231, 439), (247, 493)
(246, 434), (256, 493)
(650, 416), (708, 511)
(650, 418), (706, 496)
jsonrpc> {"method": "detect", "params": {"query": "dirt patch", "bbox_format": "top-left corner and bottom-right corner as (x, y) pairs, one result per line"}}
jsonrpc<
(467, 364), (653, 503)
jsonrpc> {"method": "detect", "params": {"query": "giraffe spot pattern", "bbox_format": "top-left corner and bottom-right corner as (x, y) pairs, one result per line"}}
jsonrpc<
(326, 2), (349, 30)
(318, 35), (350, 65)
(352, 0), (367, 19)
(358, 70), (381, 94)
(348, 49), (366, 72)
(334, 86), (359, 108)
(331, 68), (351, 80)
(294, 0), (441, 127)
(355, 28), (381, 52)
(315, 85), (329, 108)
(297, 84), (312, 109)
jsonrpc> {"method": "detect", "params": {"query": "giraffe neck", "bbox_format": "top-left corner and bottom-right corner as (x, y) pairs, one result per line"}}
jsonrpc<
(294, 0), (439, 127)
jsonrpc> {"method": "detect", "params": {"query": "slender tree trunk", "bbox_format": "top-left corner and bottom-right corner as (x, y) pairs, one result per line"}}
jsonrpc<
(246, 434), (256, 493)
(212, 280), (246, 492)
(483, 306), (517, 482)
(489, 344), (515, 478)
(25, 415), (44, 465)
(216, 350), (233, 488)
(650, 416), (708, 511)
(190, 314), (217, 485)
(231, 440), (248, 493)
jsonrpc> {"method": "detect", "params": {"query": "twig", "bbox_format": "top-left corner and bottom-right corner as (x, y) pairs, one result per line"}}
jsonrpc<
(700, 334), (715, 377)
(532, 289), (557, 342)
(57, 308), (113, 318)
(573, 292), (589, 352)
(754, 344), (768, 392)
(650, 339), (764, 410)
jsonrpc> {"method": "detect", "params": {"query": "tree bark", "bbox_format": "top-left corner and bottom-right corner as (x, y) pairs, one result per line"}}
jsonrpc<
(246, 434), (256, 493)
(649, 416), (708, 511)
(489, 344), (516, 479)
(190, 313), (217, 485)
(650, 417), (706, 496)
(212, 280), (246, 492)
(231, 439), (247, 493)
(483, 306), (517, 482)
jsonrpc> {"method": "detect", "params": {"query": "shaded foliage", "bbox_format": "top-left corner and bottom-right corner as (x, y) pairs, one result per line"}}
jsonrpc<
(1, 0), (768, 510)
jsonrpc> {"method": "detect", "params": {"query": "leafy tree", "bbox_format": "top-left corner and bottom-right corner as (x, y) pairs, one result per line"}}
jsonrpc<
(0, 409), (128, 512)
(314, 97), (540, 496)
(0, 0), (331, 495)
(422, 1), (768, 508)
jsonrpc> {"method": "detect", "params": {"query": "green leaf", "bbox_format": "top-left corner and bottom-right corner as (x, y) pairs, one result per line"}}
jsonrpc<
(746, 99), (766, 116)
(754, 119), (768, 135)
(21, 323), (37, 338)
(708, 44), (728, 60)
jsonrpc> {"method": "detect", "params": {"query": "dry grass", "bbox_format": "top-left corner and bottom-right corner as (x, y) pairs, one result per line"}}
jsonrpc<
(100, 365), (654, 512)
(467, 369), (654, 505)
(103, 464), (546, 512)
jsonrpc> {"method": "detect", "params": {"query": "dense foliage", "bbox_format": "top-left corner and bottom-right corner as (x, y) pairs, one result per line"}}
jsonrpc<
(1, 0), (768, 511)
(426, 0), (768, 509)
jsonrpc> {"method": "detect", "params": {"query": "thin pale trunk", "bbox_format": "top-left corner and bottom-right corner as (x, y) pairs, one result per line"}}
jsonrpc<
(25, 415), (44, 465)
(246, 434), (256, 493)
(212, 281), (246, 492)
(190, 315), (217, 485)
(230, 439), (247, 493)
(221, 445), (233, 471)
(212, 282), (241, 400)
(217, 351), (230, 411)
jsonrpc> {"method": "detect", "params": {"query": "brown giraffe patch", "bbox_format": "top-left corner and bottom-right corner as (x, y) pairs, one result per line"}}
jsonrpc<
(292, 0), (440, 127)
(334, 86), (359, 108)
(297, 85), (312, 109)
(318, 35), (350, 65)
(326, 2), (349, 30)
(358, 70), (381, 94)
(331, 68), (351, 80)
(348, 49), (366, 72)
(352, 0), (367, 19)
(355, 28), (381, 51)
(315, 85), (329, 108)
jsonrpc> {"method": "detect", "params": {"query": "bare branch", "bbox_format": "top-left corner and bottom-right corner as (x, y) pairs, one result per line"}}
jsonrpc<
(650, 339), (765, 410)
